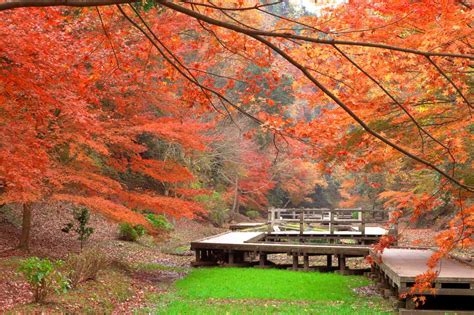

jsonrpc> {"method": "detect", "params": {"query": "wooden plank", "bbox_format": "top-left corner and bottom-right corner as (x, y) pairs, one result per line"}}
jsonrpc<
(200, 232), (264, 245)
(272, 218), (388, 224)
(379, 248), (474, 281)
(230, 222), (265, 230)
(269, 227), (387, 236)
(372, 248), (474, 297)
(192, 238), (371, 256)
(273, 208), (385, 212)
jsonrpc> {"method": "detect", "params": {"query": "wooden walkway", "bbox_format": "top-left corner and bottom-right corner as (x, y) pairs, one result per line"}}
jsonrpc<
(191, 231), (373, 270)
(192, 207), (392, 269)
(371, 248), (474, 296)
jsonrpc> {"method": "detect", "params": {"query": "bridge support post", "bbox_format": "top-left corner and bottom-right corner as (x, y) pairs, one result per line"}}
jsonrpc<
(259, 253), (267, 267)
(303, 255), (309, 271)
(338, 254), (346, 272)
(326, 255), (332, 268)
(195, 250), (201, 262)
(292, 254), (299, 270)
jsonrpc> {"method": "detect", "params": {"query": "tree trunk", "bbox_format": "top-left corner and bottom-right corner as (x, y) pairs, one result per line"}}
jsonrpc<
(231, 176), (239, 220)
(18, 203), (32, 251)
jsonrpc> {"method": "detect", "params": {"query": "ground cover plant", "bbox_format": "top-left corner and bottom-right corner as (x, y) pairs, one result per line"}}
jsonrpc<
(142, 268), (394, 314)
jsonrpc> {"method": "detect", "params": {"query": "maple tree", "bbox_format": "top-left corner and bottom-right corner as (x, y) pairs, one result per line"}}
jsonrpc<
(0, 4), (217, 249)
(0, 0), (472, 294)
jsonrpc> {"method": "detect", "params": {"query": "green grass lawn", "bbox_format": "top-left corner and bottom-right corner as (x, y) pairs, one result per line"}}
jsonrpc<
(142, 267), (394, 315)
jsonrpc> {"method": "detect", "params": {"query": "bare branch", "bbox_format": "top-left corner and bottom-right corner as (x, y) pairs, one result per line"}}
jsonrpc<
(96, 7), (120, 69)
(426, 56), (473, 110)
(181, 1), (282, 11)
(0, 0), (137, 11)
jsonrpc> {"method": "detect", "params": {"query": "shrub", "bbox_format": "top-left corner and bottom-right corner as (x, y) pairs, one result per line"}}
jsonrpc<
(145, 213), (174, 231)
(195, 192), (230, 227)
(65, 248), (109, 288)
(18, 257), (69, 303)
(245, 210), (260, 220)
(62, 207), (94, 250)
(133, 224), (147, 237)
(118, 223), (139, 241)
(208, 207), (230, 227)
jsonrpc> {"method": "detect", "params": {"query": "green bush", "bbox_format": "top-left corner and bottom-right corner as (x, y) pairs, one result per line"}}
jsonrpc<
(245, 210), (260, 220)
(118, 223), (139, 241)
(133, 224), (147, 237)
(65, 247), (110, 288)
(194, 192), (230, 227)
(208, 208), (230, 227)
(18, 257), (69, 303)
(145, 213), (173, 231)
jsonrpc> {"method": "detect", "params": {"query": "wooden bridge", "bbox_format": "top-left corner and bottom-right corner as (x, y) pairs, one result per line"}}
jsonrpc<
(192, 207), (392, 270)
(191, 207), (474, 306)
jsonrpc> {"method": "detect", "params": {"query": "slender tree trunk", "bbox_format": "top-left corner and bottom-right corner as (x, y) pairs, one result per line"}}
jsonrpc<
(18, 203), (32, 251)
(231, 176), (239, 220)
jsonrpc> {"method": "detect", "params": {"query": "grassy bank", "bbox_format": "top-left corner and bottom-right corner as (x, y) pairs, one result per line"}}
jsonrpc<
(141, 268), (394, 314)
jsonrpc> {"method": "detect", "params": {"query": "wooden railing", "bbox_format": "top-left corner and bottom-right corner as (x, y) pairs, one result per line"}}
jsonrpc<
(267, 207), (394, 235)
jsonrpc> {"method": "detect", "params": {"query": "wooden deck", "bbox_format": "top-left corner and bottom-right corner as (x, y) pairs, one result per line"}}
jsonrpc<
(371, 248), (474, 296)
(191, 231), (373, 270)
(229, 222), (266, 231)
(192, 231), (371, 255)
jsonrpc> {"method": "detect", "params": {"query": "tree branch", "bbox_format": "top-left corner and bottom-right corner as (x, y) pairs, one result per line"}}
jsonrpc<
(156, 1), (473, 191)
(332, 44), (458, 176)
(0, 0), (137, 10)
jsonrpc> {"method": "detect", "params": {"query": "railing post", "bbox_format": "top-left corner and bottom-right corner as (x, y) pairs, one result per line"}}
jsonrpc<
(299, 210), (304, 235)
(267, 208), (274, 233)
(389, 210), (399, 245)
(329, 209), (334, 234)
(360, 210), (366, 235)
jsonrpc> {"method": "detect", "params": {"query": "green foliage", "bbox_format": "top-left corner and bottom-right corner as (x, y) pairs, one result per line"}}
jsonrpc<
(18, 257), (69, 303)
(133, 224), (147, 237)
(244, 210), (260, 220)
(132, 0), (156, 12)
(208, 207), (230, 227)
(195, 192), (229, 227)
(145, 213), (174, 231)
(65, 248), (110, 288)
(118, 223), (148, 241)
(62, 207), (94, 250)
(118, 223), (139, 242)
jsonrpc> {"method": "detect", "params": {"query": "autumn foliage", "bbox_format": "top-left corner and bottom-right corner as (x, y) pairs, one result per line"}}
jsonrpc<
(0, 0), (472, 289)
